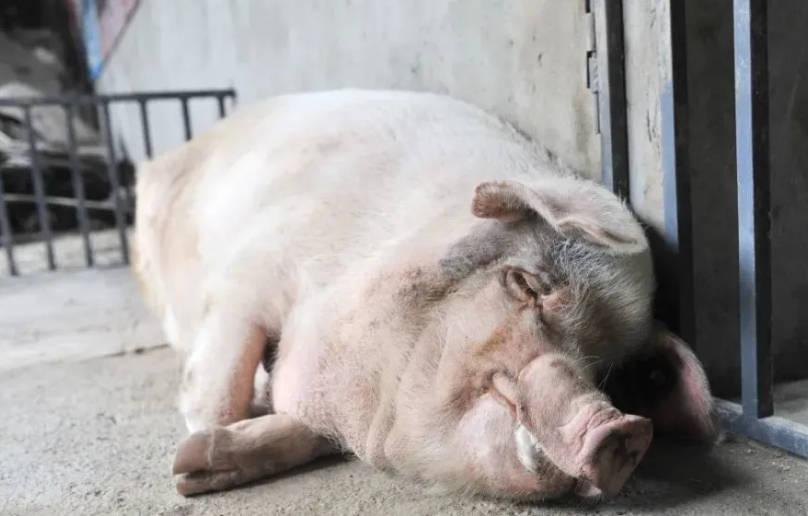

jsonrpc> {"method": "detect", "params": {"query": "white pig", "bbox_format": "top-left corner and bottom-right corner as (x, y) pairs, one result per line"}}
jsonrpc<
(133, 90), (713, 500)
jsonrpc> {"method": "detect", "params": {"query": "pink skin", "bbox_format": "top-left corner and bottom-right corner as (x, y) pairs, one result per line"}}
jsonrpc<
(512, 355), (652, 497)
(172, 350), (653, 499)
(168, 181), (706, 500)
(130, 91), (714, 501)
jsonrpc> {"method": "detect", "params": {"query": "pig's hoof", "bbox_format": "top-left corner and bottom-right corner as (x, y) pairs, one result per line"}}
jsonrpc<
(578, 414), (652, 496)
(175, 469), (249, 497)
(173, 430), (215, 476)
(173, 428), (245, 496)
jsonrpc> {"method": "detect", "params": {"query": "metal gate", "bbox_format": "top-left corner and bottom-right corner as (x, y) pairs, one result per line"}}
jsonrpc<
(0, 88), (236, 276)
(595, 0), (808, 457)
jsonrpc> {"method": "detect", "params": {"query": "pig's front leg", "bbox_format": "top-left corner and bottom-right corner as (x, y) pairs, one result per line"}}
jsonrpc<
(173, 414), (335, 496)
(506, 354), (653, 497)
(179, 305), (267, 432)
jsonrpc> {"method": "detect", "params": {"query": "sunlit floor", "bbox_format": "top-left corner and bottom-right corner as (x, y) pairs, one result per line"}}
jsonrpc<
(0, 228), (129, 278)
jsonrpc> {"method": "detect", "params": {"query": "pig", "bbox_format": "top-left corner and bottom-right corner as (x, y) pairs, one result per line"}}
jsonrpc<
(133, 89), (714, 501)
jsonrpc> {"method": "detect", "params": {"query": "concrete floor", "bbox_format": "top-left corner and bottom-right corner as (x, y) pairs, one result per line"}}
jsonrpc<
(1, 229), (129, 278)
(0, 267), (163, 372)
(2, 267), (808, 515)
(1, 347), (807, 516)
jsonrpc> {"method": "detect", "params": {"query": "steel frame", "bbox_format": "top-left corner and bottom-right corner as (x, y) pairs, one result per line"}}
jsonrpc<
(0, 88), (236, 275)
(597, 0), (808, 457)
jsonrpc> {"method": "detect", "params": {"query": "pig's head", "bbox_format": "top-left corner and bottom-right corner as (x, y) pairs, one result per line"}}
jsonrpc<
(384, 178), (712, 501)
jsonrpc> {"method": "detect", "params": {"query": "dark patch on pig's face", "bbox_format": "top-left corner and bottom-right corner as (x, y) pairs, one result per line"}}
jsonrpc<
(600, 351), (678, 415)
(439, 220), (516, 282)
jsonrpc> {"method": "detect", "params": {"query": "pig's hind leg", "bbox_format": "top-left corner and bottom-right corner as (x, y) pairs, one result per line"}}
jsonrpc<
(178, 304), (269, 433)
(173, 414), (335, 496)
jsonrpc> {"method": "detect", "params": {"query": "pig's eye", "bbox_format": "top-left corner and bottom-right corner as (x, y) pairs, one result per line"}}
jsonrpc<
(535, 271), (554, 295)
(502, 267), (542, 303)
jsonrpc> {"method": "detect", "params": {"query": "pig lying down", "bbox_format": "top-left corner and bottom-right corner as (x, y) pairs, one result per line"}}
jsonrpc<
(133, 90), (714, 500)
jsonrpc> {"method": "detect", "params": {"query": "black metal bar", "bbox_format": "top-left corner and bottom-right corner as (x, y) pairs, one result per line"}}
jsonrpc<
(733, 0), (772, 419)
(23, 106), (56, 270)
(0, 88), (237, 107)
(100, 102), (130, 265)
(597, 0), (630, 200)
(659, 0), (695, 346)
(714, 400), (808, 458)
(181, 97), (192, 141)
(64, 103), (93, 267)
(217, 94), (226, 119)
(138, 99), (153, 159)
(0, 171), (17, 276)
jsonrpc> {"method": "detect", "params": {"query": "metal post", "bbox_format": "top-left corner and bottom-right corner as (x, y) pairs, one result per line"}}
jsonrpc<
(595, 0), (630, 200)
(138, 99), (153, 159)
(64, 102), (93, 267)
(660, 0), (695, 346)
(0, 171), (17, 276)
(23, 106), (56, 270)
(100, 102), (130, 264)
(217, 94), (226, 119)
(734, 0), (772, 419)
(181, 97), (192, 141)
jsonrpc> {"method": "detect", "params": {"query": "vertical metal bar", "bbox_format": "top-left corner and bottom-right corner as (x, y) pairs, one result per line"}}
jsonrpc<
(181, 97), (192, 141)
(64, 102), (93, 267)
(139, 99), (153, 158)
(734, 0), (772, 419)
(217, 94), (226, 119)
(0, 171), (17, 276)
(596, 0), (630, 200)
(23, 106), (55, 270)
(660, 0), (695, 346)
(100, 101), (130, 264)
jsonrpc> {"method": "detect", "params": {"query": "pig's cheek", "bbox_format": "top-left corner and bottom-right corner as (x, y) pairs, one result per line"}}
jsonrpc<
(456, 394), (517, 459)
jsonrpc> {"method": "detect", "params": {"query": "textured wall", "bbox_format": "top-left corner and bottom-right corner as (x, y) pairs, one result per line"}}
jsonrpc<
(623, 0), (668, 234)
(96, 0), (600, 181)
(98, 0), (808, 395)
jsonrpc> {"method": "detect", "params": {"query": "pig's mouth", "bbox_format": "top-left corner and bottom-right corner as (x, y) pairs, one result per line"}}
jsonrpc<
(511, 404), (653, 498)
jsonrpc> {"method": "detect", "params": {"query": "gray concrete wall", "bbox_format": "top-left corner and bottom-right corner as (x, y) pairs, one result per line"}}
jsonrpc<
(104, 1), (790, 388)
(623, 0), (668, 234)
(96, 0), (601, 181)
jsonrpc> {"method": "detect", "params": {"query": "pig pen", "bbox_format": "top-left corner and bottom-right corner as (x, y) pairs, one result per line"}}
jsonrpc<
(2, 0), (808, 514)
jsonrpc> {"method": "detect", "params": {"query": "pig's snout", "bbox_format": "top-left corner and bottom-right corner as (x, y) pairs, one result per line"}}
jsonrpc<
(566, 403), (652, 496)
(512, 354), (653, 497)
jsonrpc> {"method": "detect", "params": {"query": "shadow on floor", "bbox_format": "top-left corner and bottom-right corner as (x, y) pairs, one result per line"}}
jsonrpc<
(527, 438), (749, 513)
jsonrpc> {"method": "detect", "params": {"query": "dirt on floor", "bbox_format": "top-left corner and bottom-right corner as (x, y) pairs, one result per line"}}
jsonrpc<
(1, 346), (808, 516)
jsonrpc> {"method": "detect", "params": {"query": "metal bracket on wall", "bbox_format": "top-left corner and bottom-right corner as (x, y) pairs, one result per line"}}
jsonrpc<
(586, 0), (630, 201)
(585, 1), (600, 135)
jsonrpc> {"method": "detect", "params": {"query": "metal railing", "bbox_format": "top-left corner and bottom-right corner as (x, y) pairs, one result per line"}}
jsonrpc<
(0, 88), (236, 276)
(659, 0), (808, 458)
(596, 1), (808, 457)
(711, 0), (808, 457)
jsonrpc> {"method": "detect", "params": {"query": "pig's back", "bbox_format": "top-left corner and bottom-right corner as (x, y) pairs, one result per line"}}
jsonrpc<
(194, 90), (563, 268)
(134, 90), (569, 339)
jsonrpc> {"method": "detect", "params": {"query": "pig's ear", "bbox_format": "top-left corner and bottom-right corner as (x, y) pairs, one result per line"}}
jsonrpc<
(471, 180), (646, 254)
(604, 326), (715, 441)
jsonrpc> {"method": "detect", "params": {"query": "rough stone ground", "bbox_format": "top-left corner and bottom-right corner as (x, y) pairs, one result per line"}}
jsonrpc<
(2, 346), (808, 516)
